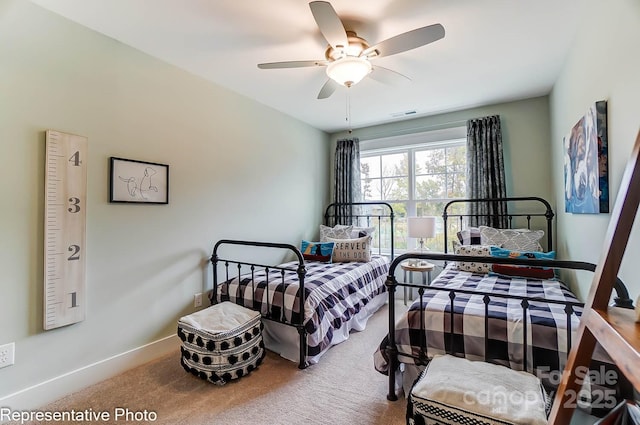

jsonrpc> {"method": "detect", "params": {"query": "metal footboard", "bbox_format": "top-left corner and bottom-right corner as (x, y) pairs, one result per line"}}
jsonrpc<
(385, 252), (634, 401)
(210, 239), (308, 369)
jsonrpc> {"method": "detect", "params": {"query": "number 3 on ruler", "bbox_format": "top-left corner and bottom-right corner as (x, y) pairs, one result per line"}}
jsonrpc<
(44, 131), (88, 330)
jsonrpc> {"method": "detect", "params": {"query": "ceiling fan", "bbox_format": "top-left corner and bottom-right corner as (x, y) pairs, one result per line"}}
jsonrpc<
(257, 1), (445, 99)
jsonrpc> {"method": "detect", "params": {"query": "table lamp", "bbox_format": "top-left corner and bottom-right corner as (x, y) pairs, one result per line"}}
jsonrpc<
(407, 216), (436, 264)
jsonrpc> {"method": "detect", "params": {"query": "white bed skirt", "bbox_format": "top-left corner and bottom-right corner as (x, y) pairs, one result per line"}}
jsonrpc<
(262, 292), (388, 365)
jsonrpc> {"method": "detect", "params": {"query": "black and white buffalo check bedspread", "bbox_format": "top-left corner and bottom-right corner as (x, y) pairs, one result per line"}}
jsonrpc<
(374, 265), (585, 379)
(218, 255), (388, 362)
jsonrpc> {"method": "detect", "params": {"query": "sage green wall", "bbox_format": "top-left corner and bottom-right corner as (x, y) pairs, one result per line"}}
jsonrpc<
(0, 0), (329, 403)
(331, 96), (553, 209)
(549, 0), (640, 302)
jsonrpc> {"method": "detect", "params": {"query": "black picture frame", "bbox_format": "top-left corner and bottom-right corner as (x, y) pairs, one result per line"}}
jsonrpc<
(109, 157), (169, 204)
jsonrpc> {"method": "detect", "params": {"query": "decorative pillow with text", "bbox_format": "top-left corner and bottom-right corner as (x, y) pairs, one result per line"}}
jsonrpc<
(326, 235), (372, 263)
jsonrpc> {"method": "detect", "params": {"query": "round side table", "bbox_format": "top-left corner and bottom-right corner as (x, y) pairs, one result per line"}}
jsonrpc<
(400, 261), (435, 305)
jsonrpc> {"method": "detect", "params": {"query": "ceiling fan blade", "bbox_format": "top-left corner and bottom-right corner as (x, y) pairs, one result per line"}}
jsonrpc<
(363, 23), (445, 58)
(309, 1), (348, 50)
(369, 65), (411, 85)
(258, 60), (329, 69)
(317, 78), (339, 99)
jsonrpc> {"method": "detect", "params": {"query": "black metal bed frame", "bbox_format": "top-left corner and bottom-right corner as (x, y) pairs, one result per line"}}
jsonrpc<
(443, 196), (555, 252)
(384, 197), (633, 401)
(210, 201), (394, 369)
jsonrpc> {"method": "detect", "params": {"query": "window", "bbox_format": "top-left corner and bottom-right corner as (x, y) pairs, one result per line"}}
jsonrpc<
(359, 129), (467, 253)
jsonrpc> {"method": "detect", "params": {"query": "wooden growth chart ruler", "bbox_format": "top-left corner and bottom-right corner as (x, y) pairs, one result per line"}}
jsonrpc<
(44, 130), (87, 330)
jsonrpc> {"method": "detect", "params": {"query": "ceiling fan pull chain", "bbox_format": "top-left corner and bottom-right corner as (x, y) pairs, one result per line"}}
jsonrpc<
(346, 88), (353, 134)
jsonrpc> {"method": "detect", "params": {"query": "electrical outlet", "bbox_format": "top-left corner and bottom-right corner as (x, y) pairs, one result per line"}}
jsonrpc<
(194, 293), (203, 308)
(0, 343), (15, 369)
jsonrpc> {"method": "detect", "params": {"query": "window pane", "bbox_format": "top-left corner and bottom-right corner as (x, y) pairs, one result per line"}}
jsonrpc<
(415, 174), (445, 199)
(362, 177), (381, 200)
(381, 177), (408, 200)
(445, 200), (467, 221)
(416, 202), (442, 216)
(447, 172), (467, 198)
(368, 202), (407, 251)
(446, 145), (467, 173)
(381, 153), (408, 177)
(392, 202), (407, 251)
(361, 156), (381, 178)
(415, 149), (445, 174)
(359, 135), (467, 255)
(415, 201), (464, 252)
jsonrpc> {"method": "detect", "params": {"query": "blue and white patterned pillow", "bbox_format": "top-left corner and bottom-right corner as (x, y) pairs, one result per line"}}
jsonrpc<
(489, 246), (556, 261)
(489, 246), (556, 279)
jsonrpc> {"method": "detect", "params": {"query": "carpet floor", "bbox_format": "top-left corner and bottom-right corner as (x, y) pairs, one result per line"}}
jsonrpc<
(22, 303), (407, 425)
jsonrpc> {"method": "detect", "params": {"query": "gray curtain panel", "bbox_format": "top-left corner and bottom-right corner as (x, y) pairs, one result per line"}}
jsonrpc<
(466, 115), (508, 228)
(334, 137), (362, 225)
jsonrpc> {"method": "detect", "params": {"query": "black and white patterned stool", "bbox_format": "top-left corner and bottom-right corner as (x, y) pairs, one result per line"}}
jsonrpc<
(177, 301), (265, 385)
(407, 355), (549, 425)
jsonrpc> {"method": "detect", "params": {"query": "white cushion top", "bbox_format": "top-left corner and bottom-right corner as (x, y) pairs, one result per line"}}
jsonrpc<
(179, 301), (260, 333)
(412, 354), (548, 425)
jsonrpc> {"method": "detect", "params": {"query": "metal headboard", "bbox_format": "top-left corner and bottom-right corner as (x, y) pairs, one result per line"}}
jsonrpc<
(442, 197), (555, 252)
(324, 201), (395, 258)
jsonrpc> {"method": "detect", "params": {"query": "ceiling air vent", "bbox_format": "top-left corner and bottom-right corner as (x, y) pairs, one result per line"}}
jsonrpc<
(390, 110), (417, 118)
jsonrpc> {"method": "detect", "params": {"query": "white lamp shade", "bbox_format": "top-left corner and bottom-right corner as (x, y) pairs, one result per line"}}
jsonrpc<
(326, 56), (372, 87)
(407, 216), (436, 239)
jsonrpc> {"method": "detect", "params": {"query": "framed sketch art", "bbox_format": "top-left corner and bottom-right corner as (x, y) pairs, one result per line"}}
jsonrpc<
(563, 100), (609, 214)
(109, 157), (169, 204)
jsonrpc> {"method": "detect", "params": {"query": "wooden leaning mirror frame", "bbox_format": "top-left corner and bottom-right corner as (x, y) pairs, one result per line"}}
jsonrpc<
(548, 129), (640, 423)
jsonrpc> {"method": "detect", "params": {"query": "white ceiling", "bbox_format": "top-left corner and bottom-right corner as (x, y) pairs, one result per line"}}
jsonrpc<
(30, 0), (580, 133)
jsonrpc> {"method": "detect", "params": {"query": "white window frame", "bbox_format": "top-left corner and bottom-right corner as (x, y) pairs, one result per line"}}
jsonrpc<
(359, 126), (467, 253)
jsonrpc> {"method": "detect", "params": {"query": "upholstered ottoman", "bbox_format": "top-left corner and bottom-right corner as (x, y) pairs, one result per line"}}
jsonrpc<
(407, 355), (549, 425)
(177, 301), (265, 385)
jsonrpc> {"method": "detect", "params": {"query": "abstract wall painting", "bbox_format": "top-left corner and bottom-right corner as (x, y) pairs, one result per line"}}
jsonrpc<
(563, 100), (609, 214)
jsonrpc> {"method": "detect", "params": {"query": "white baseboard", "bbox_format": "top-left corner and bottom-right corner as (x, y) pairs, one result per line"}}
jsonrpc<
(0, 335), (180, 411)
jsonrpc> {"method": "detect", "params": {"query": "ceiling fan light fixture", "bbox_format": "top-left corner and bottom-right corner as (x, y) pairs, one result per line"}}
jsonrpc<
(326, 56), (372, 87)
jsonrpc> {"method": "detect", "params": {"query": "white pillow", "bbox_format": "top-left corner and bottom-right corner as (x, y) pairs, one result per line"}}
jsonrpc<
(350, 226), (376, 239)
(456, 227), (481, 245)
(319, 224), (353, 242)
(479, 226), (544, 252)
(326, 235), (372, 263)
(454, 244), (492, 274)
